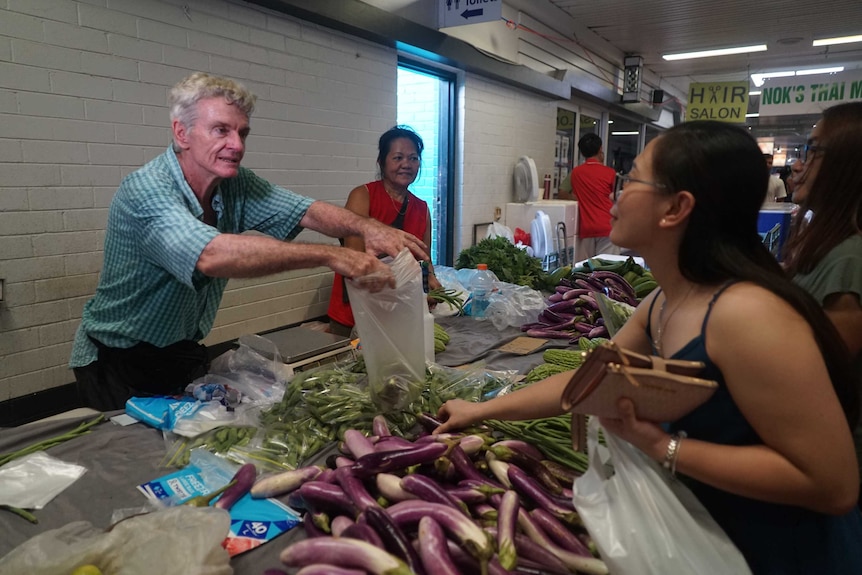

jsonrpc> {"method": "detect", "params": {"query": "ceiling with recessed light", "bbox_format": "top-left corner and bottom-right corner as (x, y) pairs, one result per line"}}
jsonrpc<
(547, 0), (862, 150)
(547, 0), (862, 87)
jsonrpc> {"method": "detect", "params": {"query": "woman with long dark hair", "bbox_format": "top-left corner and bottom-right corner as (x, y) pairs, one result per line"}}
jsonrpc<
(784, 101), (862, 503)
(435, 121), (862, 573)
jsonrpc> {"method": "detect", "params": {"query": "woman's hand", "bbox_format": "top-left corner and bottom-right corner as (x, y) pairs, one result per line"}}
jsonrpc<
(598, 397), (670, 463)
(434, 399), (484, 434)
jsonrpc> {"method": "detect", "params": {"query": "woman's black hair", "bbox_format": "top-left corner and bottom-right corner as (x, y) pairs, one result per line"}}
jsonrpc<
(783, 102), (862, 276)
(652, 121), (859, 426)
(377, 125), (424, 169)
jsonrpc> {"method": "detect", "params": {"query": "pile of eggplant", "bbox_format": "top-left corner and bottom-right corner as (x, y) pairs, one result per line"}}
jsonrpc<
(256, 415), (608, 575)
(521, 270), (638, 342)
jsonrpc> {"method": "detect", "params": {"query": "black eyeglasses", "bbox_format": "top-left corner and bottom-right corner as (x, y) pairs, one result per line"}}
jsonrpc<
(801, 144), (826, 163)
(613, 173), (667, 202)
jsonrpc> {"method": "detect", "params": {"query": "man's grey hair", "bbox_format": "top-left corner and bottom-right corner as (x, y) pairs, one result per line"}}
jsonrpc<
(169, 72), (256, 151)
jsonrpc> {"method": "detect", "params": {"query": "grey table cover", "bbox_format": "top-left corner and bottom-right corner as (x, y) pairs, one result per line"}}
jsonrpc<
(0, 315), (561, 573)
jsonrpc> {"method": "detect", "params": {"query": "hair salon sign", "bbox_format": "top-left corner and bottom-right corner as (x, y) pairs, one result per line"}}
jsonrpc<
(758, 70), (862, 116)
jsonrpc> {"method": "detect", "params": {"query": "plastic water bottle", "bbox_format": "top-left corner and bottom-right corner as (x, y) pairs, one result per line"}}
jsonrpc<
(470, 263), (496, 320)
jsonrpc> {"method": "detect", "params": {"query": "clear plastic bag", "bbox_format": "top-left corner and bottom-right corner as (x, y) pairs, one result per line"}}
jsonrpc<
(485, 283), (546, 330)
(346, 249), (426, 412)
(0, 506), (231, 575)
(572, 418), (751, 575)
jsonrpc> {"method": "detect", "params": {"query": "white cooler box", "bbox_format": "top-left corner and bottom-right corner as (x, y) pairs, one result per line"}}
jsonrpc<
(505, 200), (578, 267)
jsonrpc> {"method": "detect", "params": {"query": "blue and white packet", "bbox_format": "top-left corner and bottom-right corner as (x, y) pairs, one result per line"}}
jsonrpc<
(137, 450), (300, 556)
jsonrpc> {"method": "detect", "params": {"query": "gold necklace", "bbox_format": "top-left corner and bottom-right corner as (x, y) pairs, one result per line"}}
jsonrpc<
(655, 286), (694, 356)
(384, 185), (408, 216)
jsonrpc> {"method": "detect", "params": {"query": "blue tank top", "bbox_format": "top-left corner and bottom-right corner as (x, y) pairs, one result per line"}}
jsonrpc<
(646, 284), (862, 574)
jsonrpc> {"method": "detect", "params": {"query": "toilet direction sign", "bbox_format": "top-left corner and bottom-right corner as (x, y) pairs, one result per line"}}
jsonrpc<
(439, 0), (502, 28)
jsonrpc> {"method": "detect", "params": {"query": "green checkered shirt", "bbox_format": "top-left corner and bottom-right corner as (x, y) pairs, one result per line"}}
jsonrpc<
(70, 146), (314, 368)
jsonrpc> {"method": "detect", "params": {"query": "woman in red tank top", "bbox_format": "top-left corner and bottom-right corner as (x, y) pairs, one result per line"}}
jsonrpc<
(328, 126), (440, 335)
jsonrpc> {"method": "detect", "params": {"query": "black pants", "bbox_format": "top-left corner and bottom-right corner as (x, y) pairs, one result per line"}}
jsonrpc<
(75, 339), (210, 412)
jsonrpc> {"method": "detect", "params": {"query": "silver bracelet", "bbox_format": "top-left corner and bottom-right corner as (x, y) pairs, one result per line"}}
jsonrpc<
(662, 431), (687, 476)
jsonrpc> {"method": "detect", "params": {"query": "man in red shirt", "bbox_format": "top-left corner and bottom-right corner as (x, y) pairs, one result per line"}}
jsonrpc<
(568, 133), (619, 261)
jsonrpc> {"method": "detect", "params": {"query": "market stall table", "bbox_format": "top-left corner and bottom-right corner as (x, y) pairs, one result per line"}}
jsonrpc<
(0, 314), (563, 573)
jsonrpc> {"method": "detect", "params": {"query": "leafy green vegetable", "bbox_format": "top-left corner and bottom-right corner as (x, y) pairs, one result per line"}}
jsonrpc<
(455, 237), (548, 290)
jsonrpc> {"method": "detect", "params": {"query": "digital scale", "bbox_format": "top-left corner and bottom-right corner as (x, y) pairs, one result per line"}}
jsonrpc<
(259, 326), (356, 376)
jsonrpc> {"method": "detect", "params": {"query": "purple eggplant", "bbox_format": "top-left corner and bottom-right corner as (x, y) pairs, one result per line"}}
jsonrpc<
(372, 415), (392, 437)
(280, 537), (413, 575)
(446, 486), (488, 505)
(351, 441), (449, 478)
(457, 479), (506, 495)
(400, 473), (469, 515)
(490, 444), (563, 495)
(547, 292), (564, 303)
(416, 412), (444, 433)
(442, 444), (488, 484)
(385, 500), (494, 562)
(363, 506), (427, 575)
(530, 507), (593, 557)
(560, 287), (591, 300)
(517, 508), (608, 574)
(458, 434), (489, 455)
(374, 435), (416, 452)
(486, 526), (571, 574)
(513, 558), (571, 575)
(316, 468), (337, 483)
(492, 439), (545, 462)
(471, 503), (498, 521)
(303, 511), (327, 538)
(335, 466), (379, 511)
(574, 321), (596, 334)
(497, 489), (520, 570)
(375, 473), (418, 503)
(417, 516), (461, 575)
(487, 458), (513, 488)
(295, 565), (366, 575)
(294, 481), (359, 517)
(330, 514), (354, 536)
(587, 325), (609, 339)
(507, 463), (580, 526)
(213, 463), (256, 511)
(343, 429), (376, 459)
(251, 465), (323, 498)
(444, 541), (511, 575)
(341, 522), (385, 548)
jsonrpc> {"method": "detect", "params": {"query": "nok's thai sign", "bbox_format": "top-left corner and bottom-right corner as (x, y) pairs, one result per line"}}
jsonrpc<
(758, 70), (862, 116)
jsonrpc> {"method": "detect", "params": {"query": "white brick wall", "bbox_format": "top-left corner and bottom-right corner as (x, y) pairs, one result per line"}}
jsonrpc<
(0, 0), (559, 402)
(458, 73), (556, 253)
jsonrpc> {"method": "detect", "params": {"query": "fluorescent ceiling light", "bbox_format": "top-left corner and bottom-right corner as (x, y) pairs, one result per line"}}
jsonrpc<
(795, 66), (845, 76)
(745, 113), (760, 118)
(611, 131), (639, 136)
(748, 91), (761, 96)
(751, 66), (844, 86)
(813, 34), (862, 47)
(663, 44), (767, 61)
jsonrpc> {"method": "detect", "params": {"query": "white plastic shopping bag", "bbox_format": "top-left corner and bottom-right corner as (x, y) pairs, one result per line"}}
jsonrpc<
(346, 248), (426, 412)
(572, 418), (752, 575)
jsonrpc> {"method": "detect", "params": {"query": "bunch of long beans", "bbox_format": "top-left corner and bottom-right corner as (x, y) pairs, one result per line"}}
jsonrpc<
(487, 415), (589, 473)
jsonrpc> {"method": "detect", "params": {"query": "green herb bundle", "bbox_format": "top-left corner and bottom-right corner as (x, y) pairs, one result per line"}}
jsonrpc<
(455, 237), (548, 290)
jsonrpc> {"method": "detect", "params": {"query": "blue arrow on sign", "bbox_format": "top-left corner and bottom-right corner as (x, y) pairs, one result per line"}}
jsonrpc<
(461, 8), (483, 19)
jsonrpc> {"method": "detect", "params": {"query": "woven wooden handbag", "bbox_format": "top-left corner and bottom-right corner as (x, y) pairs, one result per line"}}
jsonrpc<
(561, 341), (718, 424)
